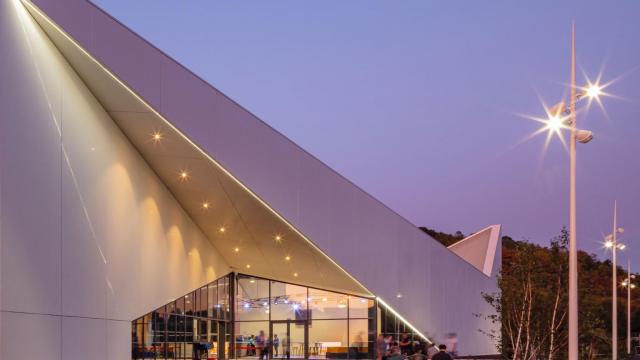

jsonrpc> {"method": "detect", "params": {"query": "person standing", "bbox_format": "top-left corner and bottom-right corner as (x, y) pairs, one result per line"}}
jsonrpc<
(273, 334), (280, 357)
(399, 333), (412, 355)
(431, 344), (453, 360)
(376, 334), (386, 360)
(257, 331), (267, 360)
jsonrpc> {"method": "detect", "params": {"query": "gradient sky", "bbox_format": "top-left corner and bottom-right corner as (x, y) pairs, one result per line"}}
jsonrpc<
(91, 0), (640, 260)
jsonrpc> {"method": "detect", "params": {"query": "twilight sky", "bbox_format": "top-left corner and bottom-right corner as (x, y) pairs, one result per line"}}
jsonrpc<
(91, 0), (640, 259)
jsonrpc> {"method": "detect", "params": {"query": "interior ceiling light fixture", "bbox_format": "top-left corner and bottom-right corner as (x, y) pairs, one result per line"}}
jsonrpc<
(152, 131), (162, 142)
(202, 202), (210, 209)
(219, 227), (225, 233)
(17, 0), (372, 298)
(179, 170), (189, 181)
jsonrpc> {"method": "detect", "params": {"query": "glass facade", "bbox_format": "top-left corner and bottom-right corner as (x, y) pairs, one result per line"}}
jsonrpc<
(235, 275), (375, 360)
(133, 273), (429, 360)
(378, 305), (430, 355)
(132, 274), (232, 360)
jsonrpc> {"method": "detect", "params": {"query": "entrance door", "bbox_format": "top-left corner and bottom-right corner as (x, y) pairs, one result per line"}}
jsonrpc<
(270, 320), (308, 359)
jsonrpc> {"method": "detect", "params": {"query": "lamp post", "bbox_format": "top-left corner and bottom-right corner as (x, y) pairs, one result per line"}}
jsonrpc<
(605, 200), (625, 360)
(528, 24), (607, 360)
(552, 25), (597, 360)
(621, 259), (636, 355)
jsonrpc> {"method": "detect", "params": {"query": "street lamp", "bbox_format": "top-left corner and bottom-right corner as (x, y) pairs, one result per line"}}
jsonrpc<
(525, 24), (611, 360)
(621, 260), (636, 355)
(607, 200), (625, 360)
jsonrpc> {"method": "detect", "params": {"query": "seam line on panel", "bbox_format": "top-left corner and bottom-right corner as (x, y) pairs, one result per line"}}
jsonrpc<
(0, 309), (130, 322)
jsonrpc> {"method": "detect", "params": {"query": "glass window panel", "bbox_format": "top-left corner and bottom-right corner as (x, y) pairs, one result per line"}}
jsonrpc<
(167, 301), (177, 315)
(184, 293), (194, 316)
(237, 276), (269, 321)
(176, 297), (185, 316)
(349, 319), (373, 359)
(175, 342), (185, 359)
(185, 316), (195, 343)
(308, 320), (348, 359)
(132, 319), (143, 359)
(198, 318), (208, 342)
(167, 314), (178, 343)
(223, 276), (231, 319)
(349, 297), (374, 319)
(143, 323), (154, 356)
(208, 282), (218, 318)
(308, 288), (348, 319)
(381, 306), (397, 336)
(177, 315), (186, 343)
(198, 286), (208, 317)
(235, 321), (270, 359)
(271, 281), (308, 320)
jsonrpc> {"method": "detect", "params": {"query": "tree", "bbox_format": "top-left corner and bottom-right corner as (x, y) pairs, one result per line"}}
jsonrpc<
(470, 227), (637, 359)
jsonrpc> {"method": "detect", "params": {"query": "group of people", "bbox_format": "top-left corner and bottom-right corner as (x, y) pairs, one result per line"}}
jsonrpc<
(376, 333), (455, 360)
(240, 331), (290, 360)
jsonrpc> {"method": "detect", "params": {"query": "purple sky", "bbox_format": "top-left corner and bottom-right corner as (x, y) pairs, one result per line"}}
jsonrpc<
(91, 0), (640, 260)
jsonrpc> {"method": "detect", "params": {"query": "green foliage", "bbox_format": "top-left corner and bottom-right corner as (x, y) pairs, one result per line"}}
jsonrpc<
(419, 227), (465, 247)
(428, 226), (637, 359)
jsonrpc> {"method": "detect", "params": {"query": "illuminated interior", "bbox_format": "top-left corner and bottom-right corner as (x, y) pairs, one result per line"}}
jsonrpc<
(133, 273), (428, 360)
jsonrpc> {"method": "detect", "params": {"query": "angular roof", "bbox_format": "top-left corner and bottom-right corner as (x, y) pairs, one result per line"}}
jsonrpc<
(21, 0), (501, 343)
(448, 225), (501, 277)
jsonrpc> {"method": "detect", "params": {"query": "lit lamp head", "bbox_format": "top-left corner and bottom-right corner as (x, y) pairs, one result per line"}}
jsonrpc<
(586, 84), (602, 99)
(546, 101), (568, 132)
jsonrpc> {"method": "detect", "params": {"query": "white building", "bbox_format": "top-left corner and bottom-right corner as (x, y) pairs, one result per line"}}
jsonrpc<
(0, 0), (501, 358)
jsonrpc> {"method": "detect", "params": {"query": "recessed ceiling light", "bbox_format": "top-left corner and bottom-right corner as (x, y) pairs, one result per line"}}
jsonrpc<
(234, 247), (240, 253)
(322, 297), (328, 302)
(275, 235), (282, 242)
(293, 272), (298, 277)
(179, 170), (189, 181)
(202, 202), (210, 209)
(284, 255), (291, 261)
(219, 227), (226, 233)
(246, 264), (251, 269)
(152, 131), (162, 142)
